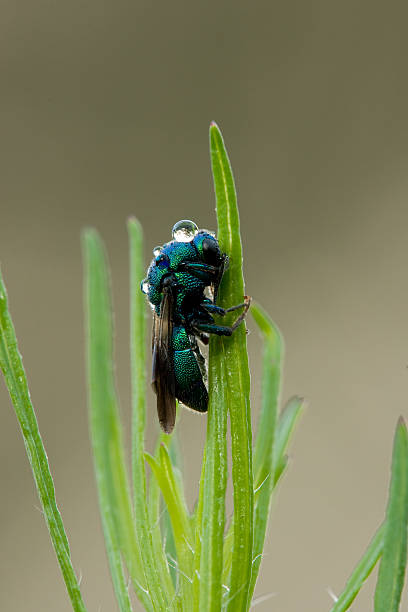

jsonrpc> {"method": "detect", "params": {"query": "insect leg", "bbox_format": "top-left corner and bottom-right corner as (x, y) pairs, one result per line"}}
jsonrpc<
(201, 297), (250, 316)
(192, 296), (251, 337)
(192, 322), (237, 336)
(201, 294), (251, 314)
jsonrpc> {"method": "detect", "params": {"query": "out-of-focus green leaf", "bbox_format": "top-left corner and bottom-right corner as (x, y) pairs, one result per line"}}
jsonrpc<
(274, 396), (304, 484)
(0, 270), (88, 612)
(128, 218), (171, 610)
(83, 229), (148, 612)
(147, 434), (177, 602)
(330, 523), (384, 612)
(374, 418), (408, 612)
(145, 446), (194, 608)
(252, 302), (283, 485)
(249, 302), (283, 602)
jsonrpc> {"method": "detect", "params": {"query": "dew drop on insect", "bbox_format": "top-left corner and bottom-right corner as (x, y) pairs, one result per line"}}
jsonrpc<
(153, 246), (161, 257)
(172, 219), (198, 242)
(141, 279), (149, 294)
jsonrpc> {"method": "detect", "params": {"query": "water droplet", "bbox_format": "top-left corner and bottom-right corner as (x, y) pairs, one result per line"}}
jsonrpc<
(141, 279), (149, 294)
(153, 246), (161, 257)
(172, 219), (198, 242)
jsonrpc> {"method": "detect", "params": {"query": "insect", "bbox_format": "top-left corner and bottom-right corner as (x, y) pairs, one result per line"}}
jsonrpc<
(141, 219), (250, 433)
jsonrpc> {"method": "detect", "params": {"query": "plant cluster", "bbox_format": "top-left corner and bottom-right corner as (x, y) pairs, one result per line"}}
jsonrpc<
(0, 124), (407, 611)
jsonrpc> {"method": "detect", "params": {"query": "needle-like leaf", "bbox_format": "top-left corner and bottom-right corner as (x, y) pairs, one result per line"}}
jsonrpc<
(249, 302), (283, 601)
(83, 229), (149, 611)
(374, 418), (408, 612)
(145, 446), (194, 607)
(0, 270), (87, 612)
(273, 396), (304, 485)
(128, 218), (171, 610)
(210, 122), (253, 611)
(330, 523), (384, 612)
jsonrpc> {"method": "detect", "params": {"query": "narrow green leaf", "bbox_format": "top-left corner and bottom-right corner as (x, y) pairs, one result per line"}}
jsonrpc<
(162, 427), (189, 592)
(210, 122), (253, 612)
(163, 505), (178, 588)
(83, 229), (149, 612)
(330, 523), (384, 612)
(222, 398), (302, 591)
(147, 435), (177, 601)
(192, 442), (205, 607)
(251, 302), (282, 484)
(128, 218), (171, 610)
(274, 396), (304, 485)
(249, 302), (283, 602)
(194, 354), (228, 611)
(222, 520), (234, 586)
(154, 429), (182, 591)
(145, 448), (194, 606)
(193, 125), (237, 612)
(374, 418), (408, 612)
(160, 444), (193, 547)
(273, 454), (288, 486)
(0, 271), (87, 612)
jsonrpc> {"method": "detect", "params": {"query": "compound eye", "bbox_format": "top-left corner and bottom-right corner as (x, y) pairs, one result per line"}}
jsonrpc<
(155, 253), (170, 268)
(202, 237), (222, 265)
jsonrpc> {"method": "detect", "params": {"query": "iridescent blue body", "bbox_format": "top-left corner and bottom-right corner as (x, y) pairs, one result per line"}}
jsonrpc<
(142, 220), (249, 433)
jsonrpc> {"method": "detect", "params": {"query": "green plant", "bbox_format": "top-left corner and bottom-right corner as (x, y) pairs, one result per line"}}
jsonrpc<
(1, 123), (407, 611)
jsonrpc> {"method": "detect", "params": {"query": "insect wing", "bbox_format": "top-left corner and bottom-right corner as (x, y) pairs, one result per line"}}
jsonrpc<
(151, 286), (176, 433)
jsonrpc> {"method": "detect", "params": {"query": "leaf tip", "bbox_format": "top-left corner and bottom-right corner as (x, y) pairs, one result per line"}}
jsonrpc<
(81, 226), (99, 244)
(396, 416), (408, 442)
(209, 121), (223, 141)
(127, 215), (141, 230)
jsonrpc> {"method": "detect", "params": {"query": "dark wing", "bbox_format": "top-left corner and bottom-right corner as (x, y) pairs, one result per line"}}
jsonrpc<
(151, 286), (176, 433)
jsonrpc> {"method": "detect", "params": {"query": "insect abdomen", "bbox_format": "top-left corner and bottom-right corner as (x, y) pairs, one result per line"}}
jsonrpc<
(172, 326), (208, 413)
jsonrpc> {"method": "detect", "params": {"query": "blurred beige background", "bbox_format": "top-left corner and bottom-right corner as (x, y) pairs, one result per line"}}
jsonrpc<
(1, 1), (408, 610)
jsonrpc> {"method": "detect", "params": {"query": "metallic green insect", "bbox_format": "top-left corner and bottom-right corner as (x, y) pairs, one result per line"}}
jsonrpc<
(141, 220), (250, 433)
